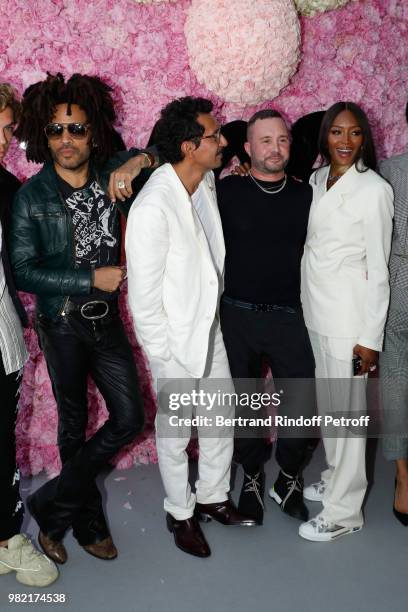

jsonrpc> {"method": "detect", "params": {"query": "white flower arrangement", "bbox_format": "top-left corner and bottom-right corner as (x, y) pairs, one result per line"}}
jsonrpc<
(295, 0), (351, 16)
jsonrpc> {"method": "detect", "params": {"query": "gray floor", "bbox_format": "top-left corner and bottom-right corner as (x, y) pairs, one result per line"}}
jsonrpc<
(1, 441), (406, 612)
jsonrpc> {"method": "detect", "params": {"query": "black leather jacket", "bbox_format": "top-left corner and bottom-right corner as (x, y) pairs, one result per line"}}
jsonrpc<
(9, 150), (146, 321)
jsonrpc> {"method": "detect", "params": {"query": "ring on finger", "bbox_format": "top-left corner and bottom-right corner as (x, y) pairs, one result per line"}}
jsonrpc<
(117, 180), (126, 189)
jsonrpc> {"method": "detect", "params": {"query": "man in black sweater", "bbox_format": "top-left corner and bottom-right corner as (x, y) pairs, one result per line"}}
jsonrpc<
(217, 109), (316, 525)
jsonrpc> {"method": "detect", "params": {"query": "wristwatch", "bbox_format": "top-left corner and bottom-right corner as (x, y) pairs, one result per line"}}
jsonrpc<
(140, 151), (155, 168)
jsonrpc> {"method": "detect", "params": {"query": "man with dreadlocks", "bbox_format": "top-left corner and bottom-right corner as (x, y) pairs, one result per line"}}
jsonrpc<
(9, 73), (150, 565)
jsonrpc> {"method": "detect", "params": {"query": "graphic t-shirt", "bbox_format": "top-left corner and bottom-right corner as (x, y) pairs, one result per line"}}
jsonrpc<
(58, 175), (121, 302)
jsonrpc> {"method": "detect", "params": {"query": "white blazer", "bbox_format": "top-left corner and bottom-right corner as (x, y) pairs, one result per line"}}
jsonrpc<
(301, 163), (394, 351)
(125, 163), (225, 378)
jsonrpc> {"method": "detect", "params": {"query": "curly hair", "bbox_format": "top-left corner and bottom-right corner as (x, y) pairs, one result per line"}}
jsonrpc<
(318, 101), (377, 172)
(14, 73), (124, 165)
(154, 96), (213, 163)
(0, 82), (21, 121)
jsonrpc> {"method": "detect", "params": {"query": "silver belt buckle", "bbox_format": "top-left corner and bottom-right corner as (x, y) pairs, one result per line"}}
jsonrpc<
(80, 300), (109, 320)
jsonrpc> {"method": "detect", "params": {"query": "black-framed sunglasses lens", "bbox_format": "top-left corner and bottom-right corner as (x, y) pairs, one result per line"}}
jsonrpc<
(44, 123), (89, 139)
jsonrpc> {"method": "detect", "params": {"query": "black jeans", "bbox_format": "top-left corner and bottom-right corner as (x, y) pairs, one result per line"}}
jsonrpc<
(220, 299), (316, 476)
(0, 357), (24, 541)
(29, 308), (144, 544)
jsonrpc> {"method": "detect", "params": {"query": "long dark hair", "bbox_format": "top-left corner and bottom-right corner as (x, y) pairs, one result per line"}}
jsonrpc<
(15, 72), (124, 166)
(318, 101), (377, 171)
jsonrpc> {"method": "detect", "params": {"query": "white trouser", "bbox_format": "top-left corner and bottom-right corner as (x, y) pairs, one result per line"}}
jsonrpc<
(308, 330), (367, 528)
(151, 320), (234, 520)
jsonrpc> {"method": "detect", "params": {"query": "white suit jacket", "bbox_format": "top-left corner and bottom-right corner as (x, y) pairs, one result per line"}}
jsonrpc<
(301, 163), (394, 351)
(125, 163), (225, 378)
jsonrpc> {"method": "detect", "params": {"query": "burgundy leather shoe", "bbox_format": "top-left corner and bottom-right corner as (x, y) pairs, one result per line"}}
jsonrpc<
(82, 536), (118, 560)
(166, 514), (211, 558)
(195, 500), (258, 526)
(38, 531), (67, 565)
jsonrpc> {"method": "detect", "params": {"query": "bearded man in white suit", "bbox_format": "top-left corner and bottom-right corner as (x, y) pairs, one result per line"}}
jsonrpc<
(125, 97), (256, 559)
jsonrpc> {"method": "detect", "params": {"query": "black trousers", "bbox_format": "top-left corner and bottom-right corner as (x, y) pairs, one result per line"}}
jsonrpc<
(30, 309), (144, 544)
(0, 357), (24, 541)
(220, 300), (316, 476)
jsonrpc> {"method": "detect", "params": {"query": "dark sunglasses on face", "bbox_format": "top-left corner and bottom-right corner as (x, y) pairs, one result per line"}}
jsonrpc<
(44, 122), (90, 139)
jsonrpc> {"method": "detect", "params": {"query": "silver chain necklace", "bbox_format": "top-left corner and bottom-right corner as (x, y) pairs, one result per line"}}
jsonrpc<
(327, 174), (341, 183)
(248, 171), (287, 194)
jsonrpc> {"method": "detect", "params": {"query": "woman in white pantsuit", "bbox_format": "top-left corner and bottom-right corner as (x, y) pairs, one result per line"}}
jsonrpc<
(299, 102), (394, 541)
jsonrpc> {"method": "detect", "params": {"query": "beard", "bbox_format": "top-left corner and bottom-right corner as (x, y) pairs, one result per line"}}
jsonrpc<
(253, 154), (289, 175)
(50, 145), (91, 171)
(213, 148), (224, 168)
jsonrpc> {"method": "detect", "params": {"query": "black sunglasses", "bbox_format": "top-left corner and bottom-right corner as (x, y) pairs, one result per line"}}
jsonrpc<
(44, 122), (90, 139)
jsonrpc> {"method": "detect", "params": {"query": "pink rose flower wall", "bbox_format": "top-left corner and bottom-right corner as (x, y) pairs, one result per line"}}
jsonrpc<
(185, 0), (301, 105)
(1, 0), (407, 476)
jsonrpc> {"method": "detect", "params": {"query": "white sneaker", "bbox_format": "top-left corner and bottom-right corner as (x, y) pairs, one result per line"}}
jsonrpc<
(0, 534), (58, 587)
(303, 480), (327, 502)
(299, 515), (362, 542)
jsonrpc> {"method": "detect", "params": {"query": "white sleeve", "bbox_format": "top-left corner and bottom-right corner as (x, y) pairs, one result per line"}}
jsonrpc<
(357, 182), (394, 351)
(125, 202), (171, 363)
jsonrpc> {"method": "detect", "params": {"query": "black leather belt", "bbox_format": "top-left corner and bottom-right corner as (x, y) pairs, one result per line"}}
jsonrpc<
(221, 295), (297, 314)
(63, 299), (118, 320)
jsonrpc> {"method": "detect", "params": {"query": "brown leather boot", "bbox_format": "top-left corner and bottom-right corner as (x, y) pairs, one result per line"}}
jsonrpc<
(38, 531), (67, 565)
(166, 514), (211, 558)
(195, 499), (257, 526)
(82, 537), (118, 560)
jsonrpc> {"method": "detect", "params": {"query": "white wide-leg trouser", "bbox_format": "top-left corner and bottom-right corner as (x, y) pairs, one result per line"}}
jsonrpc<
(152, 320), (234, 520)
(308, 330), (367, 528)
